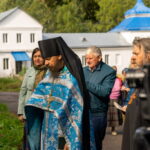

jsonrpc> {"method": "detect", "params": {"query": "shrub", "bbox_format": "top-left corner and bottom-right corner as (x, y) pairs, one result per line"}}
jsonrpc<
(0, 104), (23, 150)
(0, 77), (22, 92)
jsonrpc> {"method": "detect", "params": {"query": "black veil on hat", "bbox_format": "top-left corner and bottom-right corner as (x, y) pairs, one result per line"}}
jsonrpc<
(38, 37), (90, 150)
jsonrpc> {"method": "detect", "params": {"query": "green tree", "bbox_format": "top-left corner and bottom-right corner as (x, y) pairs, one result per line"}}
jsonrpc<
(95, 0), (135, 32)
(0, 0), (17, 11)
(95, 0), (150, 32)
(144, 0), (150, 7)
(80, 0), (99, 22)
(41, 0), (64, 8)
(0, 0), (150, 32)
(23, 0), (51, 32)
(52, 0), (92, 32)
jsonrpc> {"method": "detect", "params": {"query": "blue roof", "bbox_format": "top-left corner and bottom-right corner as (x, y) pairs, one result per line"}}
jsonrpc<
(110, 17), (150, 32)
(11, 52), (30, 61)
(110, 0), (150, 32)
(125, 0), (150, 17)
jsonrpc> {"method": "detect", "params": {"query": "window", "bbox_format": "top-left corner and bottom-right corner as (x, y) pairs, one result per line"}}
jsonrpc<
(82, 55), (86, 66)
(17, 33), (21, 43)
(105, 54), (109, 64)
(3, 33), (8, 43)
(3, 58), (9, 70)
(116, 54), (121, 65)
(30, 33), (35, 43)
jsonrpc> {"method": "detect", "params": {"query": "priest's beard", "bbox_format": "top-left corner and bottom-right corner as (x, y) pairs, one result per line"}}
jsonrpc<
(49, 60), (64, 78)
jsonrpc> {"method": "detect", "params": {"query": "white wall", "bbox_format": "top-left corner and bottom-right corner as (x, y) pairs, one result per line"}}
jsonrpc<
(0, 52), (33, 77)
(0, 29), (42, 51)
(73, 48), (86, 59)
(0, 8), (43, 77)
(102, 47), (132, 73)
(121, 31), (150, 44)
(73, 47), (132, 74)
(0, 53), (16, 77)
(0, 9), (43, 52)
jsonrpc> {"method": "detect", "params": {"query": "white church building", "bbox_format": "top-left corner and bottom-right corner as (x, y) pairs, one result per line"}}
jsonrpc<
(0, 7), (42, 77)
(0, 0), (150, 77)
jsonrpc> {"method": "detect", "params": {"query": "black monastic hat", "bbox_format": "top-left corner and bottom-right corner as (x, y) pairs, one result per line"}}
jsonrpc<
(38, 38), (60, 58)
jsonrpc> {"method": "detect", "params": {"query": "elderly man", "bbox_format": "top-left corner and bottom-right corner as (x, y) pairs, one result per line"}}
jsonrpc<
(25, 37), (96, 150)
(83, 46), (116, 150)
(122, 37), (150, 150)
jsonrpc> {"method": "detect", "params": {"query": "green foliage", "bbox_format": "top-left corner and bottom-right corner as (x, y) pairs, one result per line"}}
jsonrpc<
(22, 0), (51, 32)
(0, 104), (8, 112)
(53, 0), (91, 32)
(0, 0), (150, 32)
(43, 0), (64, 8)
(95, 0), (135, 32)
(0, 0), (16, 11)
(80, 0), (99, 22)
(0, 77), (22, 92)
(0, 104), (23, 150)
(144, 0), (150, 7)
(18, 67), (27, 76)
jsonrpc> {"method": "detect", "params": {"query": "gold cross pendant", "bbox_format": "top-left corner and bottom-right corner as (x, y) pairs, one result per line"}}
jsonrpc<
(47, 96), (55, 108)
(47, 96), (54, 103)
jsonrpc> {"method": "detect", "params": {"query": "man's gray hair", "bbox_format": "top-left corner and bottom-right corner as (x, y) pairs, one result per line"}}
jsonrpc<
(86, 46), (102, 56)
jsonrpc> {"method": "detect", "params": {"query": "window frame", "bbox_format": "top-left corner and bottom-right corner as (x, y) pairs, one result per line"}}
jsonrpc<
(16, 33), (22, 43)
(104, 54), (109, 65)
(3, 33), (8, 43)
(30, 33), (35, 43)
(3, 58), (9, 70)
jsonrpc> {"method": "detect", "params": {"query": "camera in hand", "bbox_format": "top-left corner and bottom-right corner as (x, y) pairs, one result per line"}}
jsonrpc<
(126, 65), (150, 89)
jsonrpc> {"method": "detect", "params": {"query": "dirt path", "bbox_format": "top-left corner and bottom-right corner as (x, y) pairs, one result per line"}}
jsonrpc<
(0, 92), (19, 114)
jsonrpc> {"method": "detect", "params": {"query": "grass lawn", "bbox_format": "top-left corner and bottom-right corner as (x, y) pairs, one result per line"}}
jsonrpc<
(0, 77), (22, 92)
(0, 104), (23, 150)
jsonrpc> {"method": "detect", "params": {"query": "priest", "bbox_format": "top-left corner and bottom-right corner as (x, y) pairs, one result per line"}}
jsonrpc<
(25, 37), (95, 150)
